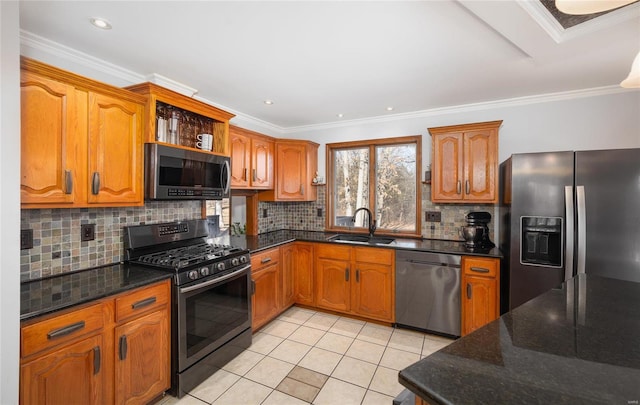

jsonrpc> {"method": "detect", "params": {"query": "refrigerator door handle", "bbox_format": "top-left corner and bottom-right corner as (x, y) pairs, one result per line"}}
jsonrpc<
(564, 186), (575, 281)
(576, 185), (587, 275)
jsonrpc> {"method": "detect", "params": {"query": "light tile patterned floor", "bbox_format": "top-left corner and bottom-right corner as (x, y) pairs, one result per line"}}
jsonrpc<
(159, 307), (453, 405)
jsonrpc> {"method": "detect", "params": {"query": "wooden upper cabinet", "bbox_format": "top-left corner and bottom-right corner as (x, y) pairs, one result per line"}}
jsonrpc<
(429, 120), (501, 203)
(87, 92), (144, 205)
(20, 57), (146, 208)
(229, 125), (274, 189)
(261, 140), (319, 201)
(125, 82), (235, 156)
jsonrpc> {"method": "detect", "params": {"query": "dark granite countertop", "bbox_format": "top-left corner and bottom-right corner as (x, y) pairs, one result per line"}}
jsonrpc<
(399, 274), (640, 404)
(230, 230), (502, 258)
(20, 263), (173, 321)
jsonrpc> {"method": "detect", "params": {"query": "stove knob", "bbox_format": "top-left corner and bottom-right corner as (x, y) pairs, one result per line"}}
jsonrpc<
(216, 262), (226, 271)
(231, 258), (239, 266)
(188, 270), (199, 280)
(200, 267), (210, 277)
(239, 256), (248, 264)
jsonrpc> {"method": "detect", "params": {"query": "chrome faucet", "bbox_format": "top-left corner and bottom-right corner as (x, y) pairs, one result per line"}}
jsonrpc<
(352, 207), (377, 237)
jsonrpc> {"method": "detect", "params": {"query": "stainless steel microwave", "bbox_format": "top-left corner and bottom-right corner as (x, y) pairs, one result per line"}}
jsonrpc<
(145, 143), (230, 200)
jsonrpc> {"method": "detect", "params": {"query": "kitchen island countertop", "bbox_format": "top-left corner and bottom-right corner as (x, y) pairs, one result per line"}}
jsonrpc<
(230, 229), (502, 258)
(398, 273), (640, 404)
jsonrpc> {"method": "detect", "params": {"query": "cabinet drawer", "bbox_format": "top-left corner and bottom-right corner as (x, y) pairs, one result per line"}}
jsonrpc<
(21, 303), (104, 358)
(354, 247), (394, 265)
(315, 243), (351, 261)
(463, 257), (498, 277)
(251, 247), (280, 272)
(115, 281), (170, 323)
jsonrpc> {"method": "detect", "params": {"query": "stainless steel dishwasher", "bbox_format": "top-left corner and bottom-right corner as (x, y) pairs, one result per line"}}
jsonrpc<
(395, 250), (461, 337)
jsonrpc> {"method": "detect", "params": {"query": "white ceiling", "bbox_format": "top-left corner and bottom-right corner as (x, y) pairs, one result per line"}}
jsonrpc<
(19, 1), (640, 130)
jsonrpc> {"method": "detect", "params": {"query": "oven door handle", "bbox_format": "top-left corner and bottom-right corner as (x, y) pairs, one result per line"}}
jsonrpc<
(179, 264), (251, 294)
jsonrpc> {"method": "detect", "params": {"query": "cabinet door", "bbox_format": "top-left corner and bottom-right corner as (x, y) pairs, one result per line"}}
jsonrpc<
(275, 143), (307, 200)
(462, 276), (498, 335)
(293, 243), (314, 306)
(463, 129), (498, 202)
(20, 72), (87, 205)
(251, 138), (274, 189)
(87, 92), (143, 205)
(315, 258), (350, 313)
(20, 334), (104, 405)
(352, 262), (394, 322)
(432, 132), (464, 201)
(115, 310), (170, 405)
(230, 132), (250, 188)
(281, 244), (296, 309)
(252, 263), (281, 330)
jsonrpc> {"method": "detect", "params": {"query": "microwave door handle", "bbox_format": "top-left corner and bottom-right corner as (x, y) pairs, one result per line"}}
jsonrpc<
(222, 159), (231, 195)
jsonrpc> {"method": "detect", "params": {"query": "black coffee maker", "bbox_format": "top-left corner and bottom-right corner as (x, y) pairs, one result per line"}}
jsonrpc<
(461, 211), (495, 249)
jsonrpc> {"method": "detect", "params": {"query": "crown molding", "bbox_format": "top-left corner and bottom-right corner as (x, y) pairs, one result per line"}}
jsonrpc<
(281, 85), (631, 134)
(19, 29), (633, 137)
(518, 1), (640, 43)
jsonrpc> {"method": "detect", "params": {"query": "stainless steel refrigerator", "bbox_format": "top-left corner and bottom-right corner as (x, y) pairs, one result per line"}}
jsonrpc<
(499, 148), (640, 312)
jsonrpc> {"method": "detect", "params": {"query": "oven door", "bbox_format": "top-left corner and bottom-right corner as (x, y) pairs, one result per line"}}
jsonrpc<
(176, 264), (251, 371)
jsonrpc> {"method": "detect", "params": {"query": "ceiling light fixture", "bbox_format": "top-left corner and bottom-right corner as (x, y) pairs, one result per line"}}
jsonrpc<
(386, 107), (394, 111)
(621, 51), (640, 88)
(263, 100), (273, 105)
(555, 0), (636, 15)
(89, 17), (112, 30)
(336, 113), (344, 118)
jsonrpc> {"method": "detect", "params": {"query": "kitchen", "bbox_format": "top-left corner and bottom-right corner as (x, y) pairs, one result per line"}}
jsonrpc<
(2, 1), (640, 404)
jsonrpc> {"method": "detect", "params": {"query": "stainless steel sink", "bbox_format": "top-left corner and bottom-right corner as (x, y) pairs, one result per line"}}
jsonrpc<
(328, 234), (395, 245)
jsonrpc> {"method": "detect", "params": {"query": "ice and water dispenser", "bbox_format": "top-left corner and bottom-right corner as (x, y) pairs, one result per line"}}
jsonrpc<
(520, 216), (563, 268)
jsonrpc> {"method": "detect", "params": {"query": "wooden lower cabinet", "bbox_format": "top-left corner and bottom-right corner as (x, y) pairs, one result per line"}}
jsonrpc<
(281, 244), (296, 308)
(461, 256), (500, 336)
(251, 247), (281, 331)
(20, 334), (104, 405)
(20, 280), (171, 405)
(315, 244), (395, 323)
(292, 242), (314, 306)
(115, 310), (169, 405)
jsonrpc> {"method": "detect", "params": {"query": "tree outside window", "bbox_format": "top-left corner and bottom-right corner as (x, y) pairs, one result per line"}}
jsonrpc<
(327, 136), (421, 236)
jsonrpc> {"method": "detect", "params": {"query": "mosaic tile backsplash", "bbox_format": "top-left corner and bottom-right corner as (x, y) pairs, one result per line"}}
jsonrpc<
(20, 201), (203, 281)
(257, 184), (495, 241)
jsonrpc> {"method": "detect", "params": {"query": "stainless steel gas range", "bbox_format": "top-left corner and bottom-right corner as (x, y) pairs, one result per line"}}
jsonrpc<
(124, 219), (252, 398)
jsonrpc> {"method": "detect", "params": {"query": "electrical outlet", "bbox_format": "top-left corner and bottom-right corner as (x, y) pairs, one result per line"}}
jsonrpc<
(425, 211), (442, 223)
(317, 208), (323, 217)
(20, 229), (33, 250)
(81, 224), (96, 241)
(263, 208), (268, 218)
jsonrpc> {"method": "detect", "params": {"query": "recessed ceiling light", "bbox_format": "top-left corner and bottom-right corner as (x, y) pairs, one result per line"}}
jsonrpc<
(264, 100), (274, 105)
(386, 106), (394, 111)
(336, 113), (344, 118)
(90, 17), (112, 30)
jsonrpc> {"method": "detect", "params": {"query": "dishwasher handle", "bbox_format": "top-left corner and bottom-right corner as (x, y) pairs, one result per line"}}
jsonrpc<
(404, 259), (461, 268)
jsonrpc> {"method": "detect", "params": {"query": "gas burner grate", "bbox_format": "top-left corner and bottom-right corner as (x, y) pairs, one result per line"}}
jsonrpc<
(136, 243), (232, 270)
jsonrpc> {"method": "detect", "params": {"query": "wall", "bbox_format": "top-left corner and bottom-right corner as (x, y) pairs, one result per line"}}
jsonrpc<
(20, 202), (203, 281)
(0, 1), (21, 402)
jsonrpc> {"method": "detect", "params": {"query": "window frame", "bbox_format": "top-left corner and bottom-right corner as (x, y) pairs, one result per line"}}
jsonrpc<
(325, 135), (422, 238)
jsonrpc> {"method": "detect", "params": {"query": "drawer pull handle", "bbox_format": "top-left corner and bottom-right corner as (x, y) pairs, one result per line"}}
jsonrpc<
(47, 321), (85, 340)
(470, 267), (490, 273)
(119, 335), (128, 360)
(132, 296), (157, 310)
(467, 283), (472, 299)
(260, 257), (272, 264)
(93, 346), (101, 375)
